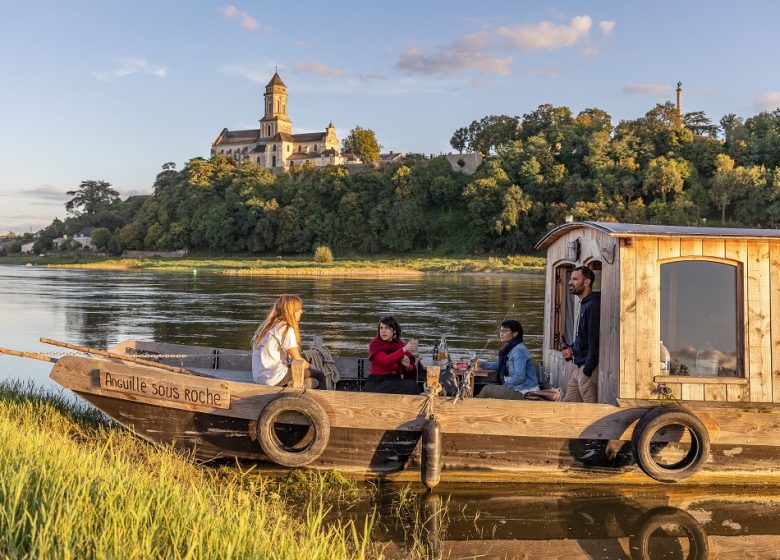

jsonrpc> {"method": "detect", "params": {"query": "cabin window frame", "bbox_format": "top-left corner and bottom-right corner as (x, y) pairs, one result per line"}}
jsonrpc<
(657, 256), (745, 379)
(551, 259), (602, 354)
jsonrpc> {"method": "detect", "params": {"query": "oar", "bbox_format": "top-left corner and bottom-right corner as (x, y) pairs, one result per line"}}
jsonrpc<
(0, 347), (59, 363)
(39, 338), (208, 377)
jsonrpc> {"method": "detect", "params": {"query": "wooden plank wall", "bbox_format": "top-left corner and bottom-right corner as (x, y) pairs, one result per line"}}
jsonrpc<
(772, 243), (780, 403)
(542, 227), (618, 404)
(599, 234), (621, 405)
(623, 236), (779, 404)
(633, 239), (660, 399)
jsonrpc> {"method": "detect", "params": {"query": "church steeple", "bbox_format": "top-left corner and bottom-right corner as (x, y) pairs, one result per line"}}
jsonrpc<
(260, 71), (292, 138)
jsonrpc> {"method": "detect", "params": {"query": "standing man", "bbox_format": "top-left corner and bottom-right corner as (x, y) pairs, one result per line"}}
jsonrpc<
(563, 266), (600, 403)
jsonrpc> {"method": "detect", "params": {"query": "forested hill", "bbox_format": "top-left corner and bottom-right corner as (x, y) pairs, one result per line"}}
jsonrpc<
(27, 102), (780, 256)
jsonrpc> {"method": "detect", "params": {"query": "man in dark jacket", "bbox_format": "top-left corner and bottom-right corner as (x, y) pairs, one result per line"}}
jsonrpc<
(563, 266), (600, 403)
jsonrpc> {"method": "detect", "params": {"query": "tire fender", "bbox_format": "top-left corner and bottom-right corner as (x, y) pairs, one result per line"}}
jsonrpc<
(631, 406), (710, 483)
(257, 393), (330, 467)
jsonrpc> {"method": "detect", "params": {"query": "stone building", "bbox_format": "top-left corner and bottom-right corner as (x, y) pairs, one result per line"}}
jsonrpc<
(211, 72), (344, 170)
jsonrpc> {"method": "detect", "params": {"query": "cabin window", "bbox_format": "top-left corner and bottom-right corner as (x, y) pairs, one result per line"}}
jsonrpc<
(660, 260), (742, 377)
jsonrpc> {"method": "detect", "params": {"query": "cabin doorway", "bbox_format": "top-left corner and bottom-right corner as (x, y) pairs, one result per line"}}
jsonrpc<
(552, 261), (602, 352)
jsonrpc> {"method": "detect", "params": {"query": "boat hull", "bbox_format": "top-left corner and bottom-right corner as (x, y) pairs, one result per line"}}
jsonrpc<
(70, 364), (780, 485)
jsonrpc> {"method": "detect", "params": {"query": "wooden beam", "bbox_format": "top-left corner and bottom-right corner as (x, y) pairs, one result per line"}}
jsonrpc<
(0, 347), (58, 363)
(290, 359), (305, 388)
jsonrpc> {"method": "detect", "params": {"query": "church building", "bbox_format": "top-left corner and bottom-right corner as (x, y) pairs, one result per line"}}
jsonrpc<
(211, 72), (345, 170)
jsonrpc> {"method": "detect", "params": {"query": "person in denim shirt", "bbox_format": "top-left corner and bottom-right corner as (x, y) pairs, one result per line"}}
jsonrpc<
(476, 319), (538, 400)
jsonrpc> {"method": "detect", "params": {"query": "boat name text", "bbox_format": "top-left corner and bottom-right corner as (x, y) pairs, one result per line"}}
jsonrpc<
(100, 371), (230, 409)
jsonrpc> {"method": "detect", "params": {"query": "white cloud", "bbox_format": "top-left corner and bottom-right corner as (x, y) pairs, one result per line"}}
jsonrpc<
(497, 15), (592, 51)
(396, 48), (513, 76)
(623, 83), (673, 95)
(599, 20), (616, 35)
(93, 58), (167, 82)
(12, 185), (69, 202)
(395, 14), (601, 78)
(218, 5), (270, 34)
(223, 63), (275, 84)
(530, 64), (561, 78)
(754, 91), (780, 111)
(293, 62), (344, 77)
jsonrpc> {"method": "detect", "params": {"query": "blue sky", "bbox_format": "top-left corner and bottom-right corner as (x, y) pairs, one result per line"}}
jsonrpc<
(2, 1), (779, 233)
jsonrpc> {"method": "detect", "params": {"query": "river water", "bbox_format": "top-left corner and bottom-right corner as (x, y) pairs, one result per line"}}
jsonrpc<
(1, 265), (778, 559)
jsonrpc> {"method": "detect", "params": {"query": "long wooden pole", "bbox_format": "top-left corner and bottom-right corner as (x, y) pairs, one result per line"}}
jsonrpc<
(39, 338), (204, 377)
(0, 347), (59, 363)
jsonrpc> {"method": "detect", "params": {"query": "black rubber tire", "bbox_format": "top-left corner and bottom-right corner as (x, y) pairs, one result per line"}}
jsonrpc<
(629, 506), (709, 560)
(631, 406), (710, 483)
(257, 393), (330, 467)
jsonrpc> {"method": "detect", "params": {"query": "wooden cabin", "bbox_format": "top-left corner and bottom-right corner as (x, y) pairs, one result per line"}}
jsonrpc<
(536, 222), (780, 407)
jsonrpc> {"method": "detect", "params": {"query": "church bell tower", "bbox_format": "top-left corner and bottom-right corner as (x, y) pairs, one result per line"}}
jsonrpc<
(259, 71), (292, 138)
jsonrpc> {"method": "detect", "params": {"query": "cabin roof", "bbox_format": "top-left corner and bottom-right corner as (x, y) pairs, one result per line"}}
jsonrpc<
(535, 221), (780, 250)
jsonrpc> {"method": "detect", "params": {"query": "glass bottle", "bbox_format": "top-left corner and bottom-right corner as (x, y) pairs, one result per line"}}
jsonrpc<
(695, 340), (718, 376)
(660, 341), (671, 374)
(437, 337), (447, 362)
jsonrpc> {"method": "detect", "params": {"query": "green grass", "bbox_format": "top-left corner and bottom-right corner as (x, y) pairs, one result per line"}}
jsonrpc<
(0, 381), (385, 560)
(0, 253), (546, 274)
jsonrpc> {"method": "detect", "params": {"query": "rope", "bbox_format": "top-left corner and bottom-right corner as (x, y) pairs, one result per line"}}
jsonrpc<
(426, 391), (436, 419)
(302, 345), (340, 390)
(652, 383), (682, 405)
(27, 350), (194, 359)
(32, 350), (252, 359)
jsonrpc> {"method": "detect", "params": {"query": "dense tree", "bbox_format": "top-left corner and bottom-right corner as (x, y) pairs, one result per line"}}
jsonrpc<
(342, 126), (381, 162)
(91, 228), (112, 250)
(710, 154), (738, 222)
(683, 111), (719, 137)
(450, 128), (469, 153)
(66, 180), (120, 218)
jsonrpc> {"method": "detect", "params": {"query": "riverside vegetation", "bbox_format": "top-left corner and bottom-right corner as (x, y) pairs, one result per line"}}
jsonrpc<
(0, 381), (444, 559)
(6, 101), (780, 260)
(0, 253), (546, 275)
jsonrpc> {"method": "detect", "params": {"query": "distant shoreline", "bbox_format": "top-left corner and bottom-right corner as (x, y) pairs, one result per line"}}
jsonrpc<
(0, 254), (546, 276)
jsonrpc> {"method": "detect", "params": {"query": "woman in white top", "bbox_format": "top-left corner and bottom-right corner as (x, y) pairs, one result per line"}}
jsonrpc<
(250, 295), (326, 389)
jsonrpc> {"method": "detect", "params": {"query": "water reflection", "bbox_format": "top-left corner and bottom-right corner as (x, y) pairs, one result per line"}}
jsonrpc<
(364, 485), (780, 559)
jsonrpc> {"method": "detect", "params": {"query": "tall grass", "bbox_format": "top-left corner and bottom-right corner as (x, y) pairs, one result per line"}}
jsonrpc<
(0, 381), (379, 560)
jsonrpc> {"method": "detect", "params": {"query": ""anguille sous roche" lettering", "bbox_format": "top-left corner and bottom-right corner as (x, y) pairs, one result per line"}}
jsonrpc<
(101, 371), (230, 409)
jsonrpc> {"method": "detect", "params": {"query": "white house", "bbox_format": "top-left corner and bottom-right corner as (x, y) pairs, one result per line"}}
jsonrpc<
(72, 227), (94, 250)
(21, 241), (35, 254)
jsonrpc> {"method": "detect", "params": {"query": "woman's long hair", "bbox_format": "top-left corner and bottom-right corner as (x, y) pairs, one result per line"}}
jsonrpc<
(251, 295), (303, 348)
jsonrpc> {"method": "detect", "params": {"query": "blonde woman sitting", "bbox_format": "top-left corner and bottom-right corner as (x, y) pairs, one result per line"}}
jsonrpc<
(251, 294), (326, 389)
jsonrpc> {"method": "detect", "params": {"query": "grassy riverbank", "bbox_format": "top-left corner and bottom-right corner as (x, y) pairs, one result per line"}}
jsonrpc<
(0, 253), (545, 275)
(0, 381), (409, 559)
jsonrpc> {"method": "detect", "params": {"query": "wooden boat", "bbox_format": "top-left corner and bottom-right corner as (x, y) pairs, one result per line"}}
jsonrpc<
(6, 222), (780, 486)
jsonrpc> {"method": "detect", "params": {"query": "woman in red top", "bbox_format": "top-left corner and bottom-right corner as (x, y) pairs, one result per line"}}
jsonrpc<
(364, 315), (420, 395)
